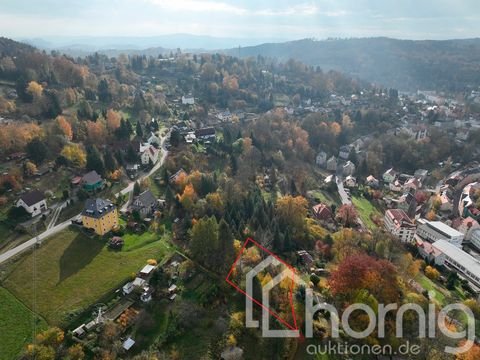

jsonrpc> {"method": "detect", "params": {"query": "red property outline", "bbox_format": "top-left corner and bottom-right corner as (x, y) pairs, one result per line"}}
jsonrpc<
(225, 237), (299, 333)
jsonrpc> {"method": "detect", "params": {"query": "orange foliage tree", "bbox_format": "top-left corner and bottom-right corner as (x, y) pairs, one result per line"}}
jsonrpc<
(55, 116), (73, 140)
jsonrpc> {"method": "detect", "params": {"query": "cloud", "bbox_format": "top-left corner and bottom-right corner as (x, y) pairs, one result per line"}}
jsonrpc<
(145, 0), (247, 14)
(254, 3), (319, 16)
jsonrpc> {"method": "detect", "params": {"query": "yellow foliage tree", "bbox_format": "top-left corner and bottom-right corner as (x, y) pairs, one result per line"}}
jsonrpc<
(424, 265), (440, 281)
(61, 143), (86, 167)
(27, 81), (43, 100)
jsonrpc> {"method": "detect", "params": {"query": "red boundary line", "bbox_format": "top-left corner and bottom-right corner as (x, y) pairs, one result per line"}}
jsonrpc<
(225, 237), (299, 332)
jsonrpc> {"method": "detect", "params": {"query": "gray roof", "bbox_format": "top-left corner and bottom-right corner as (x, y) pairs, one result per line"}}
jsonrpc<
(19, 190), (45, 206)
(82, 170), (103, 185)
(134, 190), (157, 208)
(82, 198), (116, 218)
(425, 221), (464, 238)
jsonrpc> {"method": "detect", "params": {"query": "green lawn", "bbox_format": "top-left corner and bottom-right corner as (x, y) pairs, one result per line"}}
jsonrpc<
(415, 274), (448, 305)
(351, 195), (381, 230)
(309, 190), (340, 206)
(0, 287), (47, 360)
(4, 228), (172, 325)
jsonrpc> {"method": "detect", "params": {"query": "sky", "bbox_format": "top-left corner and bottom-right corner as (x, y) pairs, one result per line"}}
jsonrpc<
(1, 0), (479, 42)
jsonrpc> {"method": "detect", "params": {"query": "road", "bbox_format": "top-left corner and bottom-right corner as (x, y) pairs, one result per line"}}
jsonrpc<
(335, 175), (366, 230)
(0, 133), (169, 265)
(336, 176), (351, 205)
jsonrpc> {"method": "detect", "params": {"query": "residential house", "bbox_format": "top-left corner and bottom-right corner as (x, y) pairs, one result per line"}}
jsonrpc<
(126, 164), (139, 179)
(81, 171), (104, 192)
(383, 168), (397, 183)
(312, 203), (333, 222)
(184, 132), (196, 143)
(147, 133), (161, 146)
(384, 209), (416, 243)
(389, 179), (404, 192)
(403, 177), (421, 192)
(342, 161), (355, 176)
(416, 238), (443, 264)
(366, 175), (379, 188)
(452, 217), (480, 240)
(344, 175), (357, 188)
(131, 190), (157, 219)
(169, 168), (187, 184)
(396, 189), (419, 219)
(326, 156), (337, 172)
(82, 198), (119, 235)
(315, 151), (327, 167)
(181, 94), (195, 105)
(16, 190), (47, 217)
(324, 174), (335, 184)
(414, 169), (428, 183)
(339, 145), (351, 160)
(195, 127), (216, 142)
(438, 191), (453, 212)
(139, 144), (160, 165)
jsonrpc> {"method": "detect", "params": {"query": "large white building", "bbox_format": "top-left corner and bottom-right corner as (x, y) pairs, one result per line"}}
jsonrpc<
(416, 219), (464, 247)
(432, 240), (480, 291)
(384, 209), (416, 243)
(470, 228), (480, 250)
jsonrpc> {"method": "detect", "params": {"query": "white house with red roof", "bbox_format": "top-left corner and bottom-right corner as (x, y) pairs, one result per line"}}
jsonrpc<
(384, 209), (416, 243)
(139, 143), (159, 165)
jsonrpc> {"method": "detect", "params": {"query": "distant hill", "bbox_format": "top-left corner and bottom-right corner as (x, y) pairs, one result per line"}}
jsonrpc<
(0, 37), (35, 57)
(225, 37), (480, 91)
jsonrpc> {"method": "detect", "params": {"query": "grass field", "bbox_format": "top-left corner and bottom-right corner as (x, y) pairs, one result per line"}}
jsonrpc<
(416, 274), (448, 306)
(351, 195), (381, 230)
(0, 287), (47, 360)
(309, 190), (341, 206)
(3, 228), (173, 325)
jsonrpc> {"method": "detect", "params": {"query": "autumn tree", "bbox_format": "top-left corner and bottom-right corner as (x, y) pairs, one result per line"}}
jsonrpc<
(61, 143), (86, 168)
(86, 119), (107, 145)
(329, 254), (400, 305)
(275, 195), (308, 235)
(55, 115), (73, 140)
(425, 265), (440, 281)
(178, 183), (197, 211)
(0, 123), (42, 153)
(106, 109), (121, 132)
(24, 161), (37, 176)
(336, 204), (358, 228)
(26, 80), (43, 101)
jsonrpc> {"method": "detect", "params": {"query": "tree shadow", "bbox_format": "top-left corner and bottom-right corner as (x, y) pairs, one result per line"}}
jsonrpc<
(58, 233), (105, 283)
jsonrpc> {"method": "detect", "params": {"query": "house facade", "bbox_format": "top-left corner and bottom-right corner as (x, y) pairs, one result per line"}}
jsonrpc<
(140, 144), (160, 165)
(315, 151), (327, 167)
(326, 156), (337, 172)
(384, 209), (416, 243)
(16, 190), (47, 217)
(131, 190), (157, 219)
(383, 168), (397, 183)
(342, 161), (355, 176)
(82, 198), (119, 235)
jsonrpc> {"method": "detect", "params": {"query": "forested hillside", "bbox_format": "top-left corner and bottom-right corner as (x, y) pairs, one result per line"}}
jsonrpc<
(227, 37), (480, 91)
